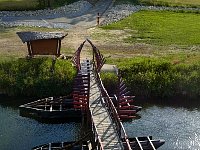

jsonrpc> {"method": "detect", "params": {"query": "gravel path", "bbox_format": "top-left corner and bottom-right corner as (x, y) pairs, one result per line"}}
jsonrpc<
(0, 0), (199, 28)
(0, 0), (112, 28)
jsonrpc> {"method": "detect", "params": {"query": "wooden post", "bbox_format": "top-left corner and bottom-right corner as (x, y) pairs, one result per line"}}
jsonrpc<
(57, 39), (61, 57)
(97, 13), (100, 26)
(27, 42), (32, 57)
(117, 70), (121, 112)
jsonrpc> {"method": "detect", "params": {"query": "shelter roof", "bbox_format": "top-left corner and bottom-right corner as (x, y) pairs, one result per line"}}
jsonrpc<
(17, 31), (67, 43)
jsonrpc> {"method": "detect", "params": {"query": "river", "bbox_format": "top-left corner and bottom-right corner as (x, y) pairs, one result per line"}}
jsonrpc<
(124, 105), (200, 149)
(0, 98), (200, 149)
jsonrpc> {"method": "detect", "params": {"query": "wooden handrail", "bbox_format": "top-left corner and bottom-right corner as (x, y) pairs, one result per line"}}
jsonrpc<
(88, 109), (104, 150)
(94, 69), (132, 150)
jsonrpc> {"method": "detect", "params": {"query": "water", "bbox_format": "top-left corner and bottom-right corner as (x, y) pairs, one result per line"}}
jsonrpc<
(124, 105), (200, 150)
(0, 99), (81, 150)
(0, 98), (200, 150)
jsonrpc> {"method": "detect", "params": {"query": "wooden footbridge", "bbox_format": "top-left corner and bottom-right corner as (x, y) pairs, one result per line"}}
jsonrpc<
(22, 38), (165, 150)
(70, 39), (161, 150)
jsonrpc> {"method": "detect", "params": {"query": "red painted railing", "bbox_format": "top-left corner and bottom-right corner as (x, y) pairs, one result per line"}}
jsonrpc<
(72, 40), (86, 71)
(87, 39), (105, 72)
(73, 72), (90, 111)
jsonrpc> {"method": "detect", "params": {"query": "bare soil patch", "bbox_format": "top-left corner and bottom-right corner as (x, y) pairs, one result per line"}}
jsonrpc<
(0, 26), (199, 61)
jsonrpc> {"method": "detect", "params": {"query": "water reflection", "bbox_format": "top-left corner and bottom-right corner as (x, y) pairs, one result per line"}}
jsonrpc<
(0, 105), (81, 150)
(1, 97), (200, 150)
(124, 105), (200, 150)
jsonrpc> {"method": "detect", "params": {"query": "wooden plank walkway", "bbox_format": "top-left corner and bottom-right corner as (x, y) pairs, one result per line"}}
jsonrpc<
(80, 60), (124, 149)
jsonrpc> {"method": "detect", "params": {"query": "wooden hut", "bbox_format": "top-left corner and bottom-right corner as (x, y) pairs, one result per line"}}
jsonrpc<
(17, 31), (67, 57)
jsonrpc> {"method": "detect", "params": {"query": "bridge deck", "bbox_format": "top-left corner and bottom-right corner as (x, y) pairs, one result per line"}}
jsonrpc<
(90, 75), (123, 149)
(81, 60), (123, 149)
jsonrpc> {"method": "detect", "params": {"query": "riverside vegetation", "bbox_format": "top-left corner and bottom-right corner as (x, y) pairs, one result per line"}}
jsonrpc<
(0, 58), (76, 97)
(101, 55), (200, 100)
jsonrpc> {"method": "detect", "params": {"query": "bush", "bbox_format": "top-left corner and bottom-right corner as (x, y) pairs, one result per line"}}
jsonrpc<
(113, 57), (200, 99)
(0, 58), (76, 97)
(100, 72), (118, 96)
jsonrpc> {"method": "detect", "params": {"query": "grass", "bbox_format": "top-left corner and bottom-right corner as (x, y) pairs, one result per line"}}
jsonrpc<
(102, 10), (200, 46)
(0, 0), (39, 11)
(140, 0), (200, 8)
(0, 0), (77, 11)
(0, 26), (73, 62)
(114, 0), (200, 8)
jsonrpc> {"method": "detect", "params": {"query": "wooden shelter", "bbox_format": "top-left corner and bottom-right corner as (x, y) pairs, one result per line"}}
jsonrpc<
(17, 31), (67, 57)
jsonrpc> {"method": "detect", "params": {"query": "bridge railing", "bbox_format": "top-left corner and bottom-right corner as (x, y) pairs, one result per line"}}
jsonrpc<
(87, 39), (105, 72)
(93, 69), (132, 150)
(88, 109), (104, 150)
(72, 40), (86, 71)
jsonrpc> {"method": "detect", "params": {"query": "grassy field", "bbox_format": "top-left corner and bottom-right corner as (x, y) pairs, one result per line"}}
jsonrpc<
(115, 0), (200, 7)
(102, 10), (200, 46)
(0, 0), (77, 11)
(140, 0), (200, 7)
(0, 0), (39, 11)
(0, 26), (75, 62)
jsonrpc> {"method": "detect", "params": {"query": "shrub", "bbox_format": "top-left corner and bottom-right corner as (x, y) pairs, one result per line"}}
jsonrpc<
(112, 57), (200, 99)
(0, 58), (76, 97)
(100, 72), (118, 96)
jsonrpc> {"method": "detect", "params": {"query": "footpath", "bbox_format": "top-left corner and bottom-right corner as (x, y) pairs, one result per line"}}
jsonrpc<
(0, 0), (112, 29)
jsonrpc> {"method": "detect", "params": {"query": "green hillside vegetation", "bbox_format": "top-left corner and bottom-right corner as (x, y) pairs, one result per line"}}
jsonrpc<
(102, 10), (200, 46)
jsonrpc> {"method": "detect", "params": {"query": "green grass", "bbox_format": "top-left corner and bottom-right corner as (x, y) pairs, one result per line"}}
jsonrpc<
(140, 0), (200, 8)
(114, 0), (200, 8)
(0, 0), (39, 11)
(102, 10), (200, 46)
(0, 0), (77, 11)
